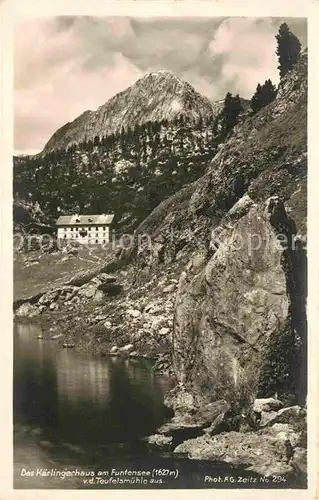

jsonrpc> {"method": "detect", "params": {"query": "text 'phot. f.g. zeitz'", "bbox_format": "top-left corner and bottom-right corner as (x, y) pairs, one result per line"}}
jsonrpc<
(12, 13), (309, 492)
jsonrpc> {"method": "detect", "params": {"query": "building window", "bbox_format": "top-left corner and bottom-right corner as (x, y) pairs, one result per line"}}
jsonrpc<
(103, 226), (106, 230)
(76, 227), (78, 231)
(95, 239), (98, 244)
(71, 227), (73, 231)
(76, 234), (78, 238)
(64, 234), (66, 238)
(103, 240), (106, 244)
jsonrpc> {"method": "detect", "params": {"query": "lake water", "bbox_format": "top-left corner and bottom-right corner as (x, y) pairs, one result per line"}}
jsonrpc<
(13, 322), (303, 489)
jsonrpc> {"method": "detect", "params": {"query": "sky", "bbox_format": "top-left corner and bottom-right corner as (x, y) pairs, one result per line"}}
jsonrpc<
(14, 16), (307, 155)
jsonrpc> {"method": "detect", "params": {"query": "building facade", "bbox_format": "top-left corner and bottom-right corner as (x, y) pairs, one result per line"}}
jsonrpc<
(56, 214), (114, 245)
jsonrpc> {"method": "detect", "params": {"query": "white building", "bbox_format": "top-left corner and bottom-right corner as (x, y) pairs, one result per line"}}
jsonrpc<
(56, 214), (114, 245)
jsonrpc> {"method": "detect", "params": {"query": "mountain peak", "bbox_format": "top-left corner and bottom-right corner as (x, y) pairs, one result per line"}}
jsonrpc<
(145, 69), (175, 76)
(43, 72), (217, 153)
(141, 69), (180, 80)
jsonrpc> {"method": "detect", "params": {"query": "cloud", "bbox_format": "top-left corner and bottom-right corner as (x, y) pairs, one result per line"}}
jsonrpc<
(14, 16), (307, 153)
(206, 17), (307, 98)
(14, 18), (142, 151)
(207, 18), (279, 97)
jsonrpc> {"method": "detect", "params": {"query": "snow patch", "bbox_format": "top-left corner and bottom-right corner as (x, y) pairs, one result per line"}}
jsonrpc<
(171, 100), (183, 112)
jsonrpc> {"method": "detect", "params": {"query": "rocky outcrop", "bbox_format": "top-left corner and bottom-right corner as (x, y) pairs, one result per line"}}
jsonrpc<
(171, 401), (307, 477)
(171, 196), (296, 410)
(14, 265), (179, 367)
(13, 200), (53, 235)
(141, 53), (308, 479)
(173, 428), (299, 477)
(15, 302), (40, 318)
(15, 274), (122, 316)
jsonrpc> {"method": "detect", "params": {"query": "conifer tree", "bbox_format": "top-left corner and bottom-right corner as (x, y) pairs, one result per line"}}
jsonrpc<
(214, 93), (243, 141)
(251, 79), (277, 113)
(276, 23), (301, 79)
(250, 83), (262, 113)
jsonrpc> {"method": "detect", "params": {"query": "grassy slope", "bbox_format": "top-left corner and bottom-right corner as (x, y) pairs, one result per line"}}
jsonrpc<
(13, 246), (115, 302)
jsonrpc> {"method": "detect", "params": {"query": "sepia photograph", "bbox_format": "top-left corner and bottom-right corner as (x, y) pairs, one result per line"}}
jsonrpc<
(11, 13), (309, 491)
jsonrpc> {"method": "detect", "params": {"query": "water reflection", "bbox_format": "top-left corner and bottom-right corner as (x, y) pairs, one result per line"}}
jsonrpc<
(56, 350), (111, 405)
(14, 322), (169, 452)
(13, 323), (306, 490)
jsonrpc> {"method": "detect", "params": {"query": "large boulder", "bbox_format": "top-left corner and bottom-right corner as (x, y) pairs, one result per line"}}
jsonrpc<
(195, 400), (231, 428)
(260, 405), (306, 428)
(156, 399), (231, 441)
(78, 282), (98, 299)
(164, 386), (198, 415)
(15, 302), (39, 318)
(172, 198), (295, 411)
(253, 397), (284, 413)
(146, 434), (173, 451)
(38, 286), (78, 305)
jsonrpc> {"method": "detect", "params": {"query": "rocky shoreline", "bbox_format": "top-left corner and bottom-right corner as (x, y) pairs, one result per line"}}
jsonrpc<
(14, 197), (308, 482)
(14, 269), (307, 482)
(14, 259), (181, 376)
(146, 389), (307, 480)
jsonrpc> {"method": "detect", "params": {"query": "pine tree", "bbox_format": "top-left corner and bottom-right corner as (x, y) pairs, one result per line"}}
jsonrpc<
(215, 93), (243, 140)
(276, 23), (301, 79)
(250, 83), (262, 113)
(264, 79), (277, 103)
(251, 79), (277, 113)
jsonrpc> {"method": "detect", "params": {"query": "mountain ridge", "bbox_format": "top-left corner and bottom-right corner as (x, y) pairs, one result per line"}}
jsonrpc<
(42, 71), (225, 153)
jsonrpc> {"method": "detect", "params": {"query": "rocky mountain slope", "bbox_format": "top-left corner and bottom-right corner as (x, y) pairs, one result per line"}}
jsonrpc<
(13, 200), (53, 235)
(14, 117), (220, 231)
(132, 48), (307, 400)
(15, 113), (243, 232)
(42, 71), (222, 153)
(136, 50), (307, 477)
(14, 72), (249, 232)
(14, 50), (307, 479)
